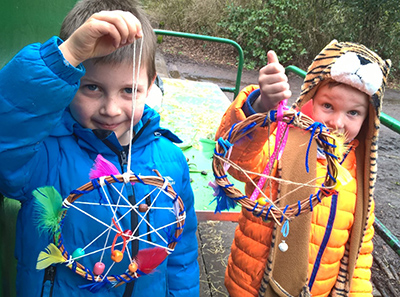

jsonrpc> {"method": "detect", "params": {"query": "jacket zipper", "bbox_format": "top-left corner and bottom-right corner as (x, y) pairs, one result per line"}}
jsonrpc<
(40, 266), (56, 297)
(120, 148), (138, 296)
(98, 122), (152, 296)
(146, 196), (152, 242)
(119, 149), (128, 173)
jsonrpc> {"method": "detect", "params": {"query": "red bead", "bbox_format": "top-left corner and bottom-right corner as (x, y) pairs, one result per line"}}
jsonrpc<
(122, 229), (133, 240)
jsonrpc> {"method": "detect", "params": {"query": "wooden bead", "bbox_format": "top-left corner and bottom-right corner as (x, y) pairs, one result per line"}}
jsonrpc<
(138, 203), (148, 212)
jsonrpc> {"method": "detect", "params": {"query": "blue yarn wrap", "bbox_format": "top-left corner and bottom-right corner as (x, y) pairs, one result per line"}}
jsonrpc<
(79, 279), (111, 293)
(215, 137), (234, 157)
(305, 122), (326, 172)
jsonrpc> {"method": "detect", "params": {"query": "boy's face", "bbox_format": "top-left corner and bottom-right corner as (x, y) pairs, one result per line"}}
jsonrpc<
(312, 83), (369, 142)
(70, 60), (151, 146)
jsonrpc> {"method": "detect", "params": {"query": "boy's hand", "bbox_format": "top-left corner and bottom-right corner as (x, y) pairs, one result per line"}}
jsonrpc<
(59, 10), (142, 67)
(252, 51), (292, 113)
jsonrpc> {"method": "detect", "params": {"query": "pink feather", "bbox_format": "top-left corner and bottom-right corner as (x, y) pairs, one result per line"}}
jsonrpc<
(136, 247), (168, 274)
(89, 154), (121, 179)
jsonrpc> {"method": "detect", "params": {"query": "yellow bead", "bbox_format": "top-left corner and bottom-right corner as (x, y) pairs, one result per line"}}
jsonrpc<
(257, 198), (267, 206)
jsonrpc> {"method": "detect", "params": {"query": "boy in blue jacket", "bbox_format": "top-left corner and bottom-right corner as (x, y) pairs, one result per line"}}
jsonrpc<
(0, 0), (199, 296)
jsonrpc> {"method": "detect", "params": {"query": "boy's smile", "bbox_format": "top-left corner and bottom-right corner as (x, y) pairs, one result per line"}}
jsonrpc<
(70, 60), (150, 145)
(312, 83), (369, 142)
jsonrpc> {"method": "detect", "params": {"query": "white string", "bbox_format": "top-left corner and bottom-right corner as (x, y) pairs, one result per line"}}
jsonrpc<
(67, 182), (184, 263)
(67, 203), (120, 233)
(74, 201), (173, 211)
(131, 188), (170, 245)
(127, 36), (144, 176)
(101, 261), (116, 280)
(100, 181), (126, 230)
(70, 216), (182, 261)
(99, 223), (112, 264)
(71, 184), (164, 251)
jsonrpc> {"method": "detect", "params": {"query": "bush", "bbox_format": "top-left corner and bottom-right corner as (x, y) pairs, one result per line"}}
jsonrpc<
(143, 0), (399, 83)
(142, 0), (228, 35)
(218, 1), (306, 68)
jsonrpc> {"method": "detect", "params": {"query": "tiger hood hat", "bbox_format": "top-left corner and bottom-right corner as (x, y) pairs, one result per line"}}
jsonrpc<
(291, 40), (391, 294)
(293, 40), (391, 119)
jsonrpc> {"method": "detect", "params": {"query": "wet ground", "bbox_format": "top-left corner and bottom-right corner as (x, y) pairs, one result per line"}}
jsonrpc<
(156, 48), (400, 297)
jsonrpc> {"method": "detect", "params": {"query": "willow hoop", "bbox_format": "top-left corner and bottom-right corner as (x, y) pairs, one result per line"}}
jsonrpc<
(212, 109), (341, 223)
(54, 173), (185, 285)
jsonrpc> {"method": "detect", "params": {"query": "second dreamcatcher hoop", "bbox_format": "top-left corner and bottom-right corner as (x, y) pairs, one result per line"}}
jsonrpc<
(211, 108), (352, 224)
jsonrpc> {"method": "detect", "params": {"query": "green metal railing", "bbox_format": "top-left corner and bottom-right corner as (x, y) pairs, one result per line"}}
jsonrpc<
(154, 29), (244, 99)
(286, 65), (400, 257)
(375, 218), (400, 257)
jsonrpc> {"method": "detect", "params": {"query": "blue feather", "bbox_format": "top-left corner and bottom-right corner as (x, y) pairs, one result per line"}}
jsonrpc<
(211, 186), (237, 213)
(79, 280), (110, 293)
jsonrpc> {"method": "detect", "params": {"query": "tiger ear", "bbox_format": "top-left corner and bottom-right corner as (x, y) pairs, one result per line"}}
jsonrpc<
(327, 39), (338, 46)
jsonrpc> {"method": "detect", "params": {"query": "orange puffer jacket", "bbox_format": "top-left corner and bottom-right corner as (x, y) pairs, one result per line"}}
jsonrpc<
(217, 86), (375, 297)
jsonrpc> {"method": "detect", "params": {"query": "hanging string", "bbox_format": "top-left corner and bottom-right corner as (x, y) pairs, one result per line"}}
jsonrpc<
(127, 36), (144, 177)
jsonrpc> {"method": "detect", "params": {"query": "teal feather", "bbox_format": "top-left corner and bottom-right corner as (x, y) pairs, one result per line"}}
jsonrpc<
(33, 186), (63, 235)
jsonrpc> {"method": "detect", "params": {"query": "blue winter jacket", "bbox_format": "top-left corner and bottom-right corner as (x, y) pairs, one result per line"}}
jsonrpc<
(0, 37), (199, 297)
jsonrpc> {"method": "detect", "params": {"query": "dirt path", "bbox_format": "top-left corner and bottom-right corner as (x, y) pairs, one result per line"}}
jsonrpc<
(156, 39), (400, 295)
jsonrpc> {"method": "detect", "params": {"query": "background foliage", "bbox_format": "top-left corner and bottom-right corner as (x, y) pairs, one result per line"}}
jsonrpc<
(143, 0), (399, 82)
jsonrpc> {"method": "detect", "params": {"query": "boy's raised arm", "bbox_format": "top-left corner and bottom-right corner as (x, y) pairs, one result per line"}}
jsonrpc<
(59, 10), (142, 67)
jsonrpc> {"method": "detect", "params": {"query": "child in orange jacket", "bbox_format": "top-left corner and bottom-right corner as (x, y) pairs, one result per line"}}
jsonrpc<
(215, 41), (390, 297)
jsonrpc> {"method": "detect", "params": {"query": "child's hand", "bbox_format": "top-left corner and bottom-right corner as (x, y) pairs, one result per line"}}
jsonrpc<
(252, 51), (292, 113)
(59, 10), (142, 67)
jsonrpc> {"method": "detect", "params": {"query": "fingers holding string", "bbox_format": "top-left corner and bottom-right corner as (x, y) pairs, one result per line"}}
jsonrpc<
(91, 10), (143, 49)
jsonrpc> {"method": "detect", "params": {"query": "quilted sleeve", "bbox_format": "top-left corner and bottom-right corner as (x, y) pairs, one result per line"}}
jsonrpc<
(349, 200), (375, 297)
(0, 37), (84, 198)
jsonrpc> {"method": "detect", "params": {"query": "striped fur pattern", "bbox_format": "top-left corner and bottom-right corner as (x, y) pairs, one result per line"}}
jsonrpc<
(329, 242), (351, 296)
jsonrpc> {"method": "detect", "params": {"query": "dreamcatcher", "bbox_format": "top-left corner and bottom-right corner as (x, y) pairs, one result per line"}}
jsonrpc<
(33, 36), (186, 291)
(210, 95), (352, 233)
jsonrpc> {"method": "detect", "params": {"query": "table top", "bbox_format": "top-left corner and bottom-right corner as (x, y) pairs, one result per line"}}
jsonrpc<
(158, 78), (242, 221)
